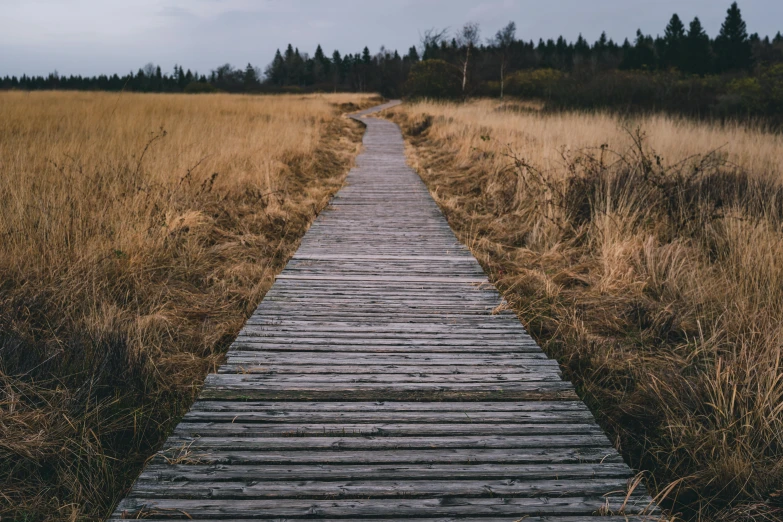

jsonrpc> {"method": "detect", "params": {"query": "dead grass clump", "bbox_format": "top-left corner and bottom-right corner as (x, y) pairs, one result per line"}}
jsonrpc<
(0, 91), (378, 520)
(388, 100), (783, 521)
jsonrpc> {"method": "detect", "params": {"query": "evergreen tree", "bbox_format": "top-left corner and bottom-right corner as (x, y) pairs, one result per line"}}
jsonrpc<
(177, 65), (187, 89)
(621, 30), (657, 69)
(331, 50), (344, 88)
(574, 33), (591, 68)
(283, 44), (296, 85)
(406, 46), (420, 62)
(244, 63), (259, 90)
(314, 44), (326, 62)
(682, 17), (713, 75)
(283, 45), (305, 85)
(313, 44), (330, 82)
(595, 32), (608, 52)
(265, 49), (286, 85)
(663, 13), (686, 70)
(715, 2), (752, 71)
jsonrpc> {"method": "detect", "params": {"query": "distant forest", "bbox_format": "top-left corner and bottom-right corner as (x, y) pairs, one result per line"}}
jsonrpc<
(3, 2), (782, 119)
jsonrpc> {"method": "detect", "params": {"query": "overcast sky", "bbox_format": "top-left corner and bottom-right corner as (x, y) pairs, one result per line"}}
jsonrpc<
(1, 0), (781, 77)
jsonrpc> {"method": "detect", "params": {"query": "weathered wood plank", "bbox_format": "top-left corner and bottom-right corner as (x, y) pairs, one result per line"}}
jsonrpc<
(198, 389), (580, 401)
(223, 352), (553, 364)
(187, 401), (588, 412)
(172, 422), (603, 437)
(109, 518), (660, 522)
(129, 478), (638, 499)
(151, 447), (622, 465)
(217, 364), (562, 375)
(203, 373), (565, 384)
(138, 462), (634, 482)
(114, 496), (655, 518)
(181, 410), (596, 424)
(160, 434), (616, 451)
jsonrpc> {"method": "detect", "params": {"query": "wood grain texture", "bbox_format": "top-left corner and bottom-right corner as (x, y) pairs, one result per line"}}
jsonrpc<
(110, 101), (660, 520)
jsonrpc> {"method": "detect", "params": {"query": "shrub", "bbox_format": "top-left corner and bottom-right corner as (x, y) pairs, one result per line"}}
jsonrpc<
(404, 59), (462, 99)
(760, 64), (783, 113)
(505, 68), (564, 99)
(184, 81), (219, 94)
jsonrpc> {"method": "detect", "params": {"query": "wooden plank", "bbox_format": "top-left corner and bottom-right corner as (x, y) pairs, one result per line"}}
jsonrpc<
(151, 447), (622, 465)
(293, 254), (474, 261)
(172, 422), (602, 437)
(180, 410), (596, 424)
(139, 463), (633, 482)
(223, 352), (552, 364)
(109, 518), (659, 522)
(217, 364), (562, 375)
(275, 274), (489, 283)
(114, 496), (655, 518)
(187, 401), (588, 412)
(198, 389), (580, 401)
(160, 434), (616, 451)
(203, 373), (565, 385)
(129, 477), (636, 499)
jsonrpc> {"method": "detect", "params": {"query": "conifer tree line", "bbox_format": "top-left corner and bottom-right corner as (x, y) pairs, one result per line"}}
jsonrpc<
(2, 2), (782, 116)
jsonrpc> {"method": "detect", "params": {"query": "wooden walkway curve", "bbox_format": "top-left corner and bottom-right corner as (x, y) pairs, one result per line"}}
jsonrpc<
(111, 102), (659, 521)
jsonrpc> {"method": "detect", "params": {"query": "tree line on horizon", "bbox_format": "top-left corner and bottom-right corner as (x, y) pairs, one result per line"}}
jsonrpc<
(2, 3), (781, 118)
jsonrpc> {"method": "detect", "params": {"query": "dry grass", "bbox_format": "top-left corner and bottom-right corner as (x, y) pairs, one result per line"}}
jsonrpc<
(0, 91), (378, 520)
(386, 99), (783, 521)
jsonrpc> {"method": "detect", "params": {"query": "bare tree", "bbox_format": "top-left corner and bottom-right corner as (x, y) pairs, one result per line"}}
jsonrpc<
(143, 63), (158, 78)
(419, 27), (449, 58)
(456, 22), (481, 95)
(492, 22), (516, 99)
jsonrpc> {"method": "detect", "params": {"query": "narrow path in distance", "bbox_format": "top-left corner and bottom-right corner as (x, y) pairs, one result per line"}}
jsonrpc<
(111, 101), (659, 521)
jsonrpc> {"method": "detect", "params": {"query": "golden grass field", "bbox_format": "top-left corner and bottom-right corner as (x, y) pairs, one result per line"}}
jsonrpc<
(0, 91), (377, 520)
(386, 99), (783, 521)
(4, 90), (783, 521)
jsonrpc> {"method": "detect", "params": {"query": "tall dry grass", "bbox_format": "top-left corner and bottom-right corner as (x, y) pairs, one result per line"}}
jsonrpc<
(387, 99), (783, 521)
(0, 91), (376, 520)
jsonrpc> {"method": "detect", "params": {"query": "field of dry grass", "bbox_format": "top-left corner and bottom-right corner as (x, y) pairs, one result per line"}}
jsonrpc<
(386, 99), (783, 521)
(0, 91), (377, 520)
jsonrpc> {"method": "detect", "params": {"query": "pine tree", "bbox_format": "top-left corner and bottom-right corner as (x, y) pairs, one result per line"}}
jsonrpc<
(595, 32), (608, 52)
(331, 49), (343, 88)
(314, 44), (326, 62)
(594, 32), (615, 70)
(682, 17), (713, 75)
(621, 30), (656, 69)
(283, 45), (305, 85)
(177, 65), (187, 89)
(244, 63), (258, 90)
(313, 44), (330, 83)
(715, 2), (752, 71)
(265, 49), (286, 86)
(663, 13), (686, 70)
(406, 46), (420, 62)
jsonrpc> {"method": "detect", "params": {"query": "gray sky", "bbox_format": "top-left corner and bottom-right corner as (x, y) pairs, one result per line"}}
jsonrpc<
(1, 0), (781, 77)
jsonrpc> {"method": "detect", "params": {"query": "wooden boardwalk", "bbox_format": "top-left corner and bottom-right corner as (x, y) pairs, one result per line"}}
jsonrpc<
(111, 102), (659, 521)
